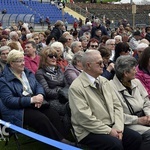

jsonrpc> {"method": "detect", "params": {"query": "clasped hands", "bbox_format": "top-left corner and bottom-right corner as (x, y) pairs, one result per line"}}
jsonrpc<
(31, 94), (44, 108)
(138, 116), (150, 126)
(110, 128), (123, 140)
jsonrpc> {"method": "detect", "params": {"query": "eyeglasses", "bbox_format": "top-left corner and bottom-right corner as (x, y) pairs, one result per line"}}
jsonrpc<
(95, 61), (104, 66)
(12, 59), (25, 63)
(67, 39), (72, 41)
(108, 44), (116, 46)
(90, 45), (99, 48)
(34, 38), (39, 40)
(137, 51), (143, 53)
(48, 54), (57, 59)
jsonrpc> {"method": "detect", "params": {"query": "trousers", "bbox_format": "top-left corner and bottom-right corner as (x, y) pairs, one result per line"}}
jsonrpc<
(24, 107), (67, 141)
(141, 129), (150, 150)
(80, 127), (142, 150)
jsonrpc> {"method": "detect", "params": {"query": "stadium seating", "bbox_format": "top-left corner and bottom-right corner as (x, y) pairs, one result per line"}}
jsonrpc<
(0, 0), (77, 24)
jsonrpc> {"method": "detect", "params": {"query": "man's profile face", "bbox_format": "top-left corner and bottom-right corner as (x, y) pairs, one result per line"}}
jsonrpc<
(0, 49), (9, 62)
(88, 53), (104, 77)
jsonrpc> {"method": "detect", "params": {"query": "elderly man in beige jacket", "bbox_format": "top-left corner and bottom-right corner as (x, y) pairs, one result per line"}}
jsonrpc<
(69, 50), (142, 150)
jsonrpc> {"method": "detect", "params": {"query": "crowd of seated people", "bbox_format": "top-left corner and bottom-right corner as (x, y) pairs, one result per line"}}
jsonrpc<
(0, 16), (150, 149)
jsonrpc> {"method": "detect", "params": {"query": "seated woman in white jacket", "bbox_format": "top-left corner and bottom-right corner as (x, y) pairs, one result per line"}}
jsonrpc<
(110, 55), (150, 150)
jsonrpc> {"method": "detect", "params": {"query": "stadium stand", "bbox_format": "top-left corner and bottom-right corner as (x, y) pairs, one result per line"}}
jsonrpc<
(0, 0), (77, 26)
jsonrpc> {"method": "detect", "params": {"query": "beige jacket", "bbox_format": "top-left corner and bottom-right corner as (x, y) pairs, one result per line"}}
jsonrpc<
(69, 71), (124, 141)
(110, 75), (150, 134)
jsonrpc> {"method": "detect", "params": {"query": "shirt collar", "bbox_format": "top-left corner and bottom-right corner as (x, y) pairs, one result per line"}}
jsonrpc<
(84, 71), (96, 85)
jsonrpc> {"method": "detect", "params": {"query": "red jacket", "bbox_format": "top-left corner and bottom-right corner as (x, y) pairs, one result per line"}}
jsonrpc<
(25, 55), (40, 74)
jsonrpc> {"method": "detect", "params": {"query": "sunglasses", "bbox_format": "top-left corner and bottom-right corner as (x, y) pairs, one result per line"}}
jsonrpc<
(90, 45), (98, 48)
(48, 54), (57, 58)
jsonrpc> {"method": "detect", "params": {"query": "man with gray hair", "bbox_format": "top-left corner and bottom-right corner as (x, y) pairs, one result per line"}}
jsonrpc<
(91, 18), (108, 38)
(0, 45), (10, 72)
(105, 39), (116, 61)
(69, 50), (142, 150)
(71, 41), (83, 54)
(79, 36), (88, 52)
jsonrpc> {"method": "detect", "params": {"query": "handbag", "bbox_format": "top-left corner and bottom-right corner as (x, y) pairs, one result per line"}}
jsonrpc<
(134, 110), (145, 117)
(58, 87), (69, 104)
(120, 91), (145, 117)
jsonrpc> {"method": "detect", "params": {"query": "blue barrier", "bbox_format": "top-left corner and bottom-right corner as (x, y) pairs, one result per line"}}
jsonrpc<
(0, 119), (81, 150)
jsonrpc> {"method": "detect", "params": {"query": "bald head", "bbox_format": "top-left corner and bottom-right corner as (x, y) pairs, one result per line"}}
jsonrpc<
(82, 50), (103, 78)
(82, 50), (101, 68)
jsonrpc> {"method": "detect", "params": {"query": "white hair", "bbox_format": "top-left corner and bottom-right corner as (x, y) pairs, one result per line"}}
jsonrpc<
(114, 35), (122, 42)
(26, 33), (33, 40)
(9, 31), (18, 39)
(94, 18), (101, 24)
(105, 39), (115, 45)
(136, 43), (148, 51)
(51, 41), (64, 52)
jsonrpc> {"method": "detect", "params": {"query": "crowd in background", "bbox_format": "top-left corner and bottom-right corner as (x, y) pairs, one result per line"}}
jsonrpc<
(0, 14), (150, 149)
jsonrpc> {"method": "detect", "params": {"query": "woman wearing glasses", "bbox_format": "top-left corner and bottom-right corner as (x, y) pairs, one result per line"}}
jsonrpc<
(87, 38), (99, 50)
(35, 46), (68, 116)
(0, 49), (73, 145)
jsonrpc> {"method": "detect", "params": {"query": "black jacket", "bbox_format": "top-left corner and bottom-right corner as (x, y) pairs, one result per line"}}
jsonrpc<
(35, 67), (66, 100)
(50, 27), (63, 41)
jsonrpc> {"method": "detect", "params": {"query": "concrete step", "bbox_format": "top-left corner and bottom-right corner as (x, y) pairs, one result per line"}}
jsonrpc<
(64, 6), (86, 22)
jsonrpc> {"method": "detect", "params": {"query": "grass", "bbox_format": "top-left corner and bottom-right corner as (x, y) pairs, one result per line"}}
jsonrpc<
(0, 133), (59, 150)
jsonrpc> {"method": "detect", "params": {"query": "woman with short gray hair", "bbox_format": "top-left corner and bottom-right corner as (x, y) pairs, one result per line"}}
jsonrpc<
(64, 51), (84, 85)
(110, 55), (150, 150)
(115, 55), (137, 80)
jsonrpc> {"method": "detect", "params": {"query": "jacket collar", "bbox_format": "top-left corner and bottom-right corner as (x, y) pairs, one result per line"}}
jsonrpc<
(79, 71), (94, 88)
(2, 64), (31, 82)
(113, 75), (138, 92)
(79, 71), (107, 89)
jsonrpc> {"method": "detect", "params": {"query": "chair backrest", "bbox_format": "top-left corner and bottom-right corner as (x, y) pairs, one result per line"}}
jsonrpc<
(65, 102), (78, 144)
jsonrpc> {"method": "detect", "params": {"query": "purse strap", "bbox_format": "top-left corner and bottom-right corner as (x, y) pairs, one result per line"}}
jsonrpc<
(120, 91), (135, 115)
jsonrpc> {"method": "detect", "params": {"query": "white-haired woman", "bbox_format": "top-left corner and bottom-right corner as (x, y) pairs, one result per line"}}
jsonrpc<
(105, 39), (116, 61)
(114, 35), (122, 44)
(134, 43), (148, 61)
(51, 41), (68, 72)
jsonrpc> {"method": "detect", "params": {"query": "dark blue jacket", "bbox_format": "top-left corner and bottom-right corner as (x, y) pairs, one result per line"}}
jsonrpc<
(101, 63), (115, 80)
(91, 25), (108, 38)
(0, 65), (45, 127)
